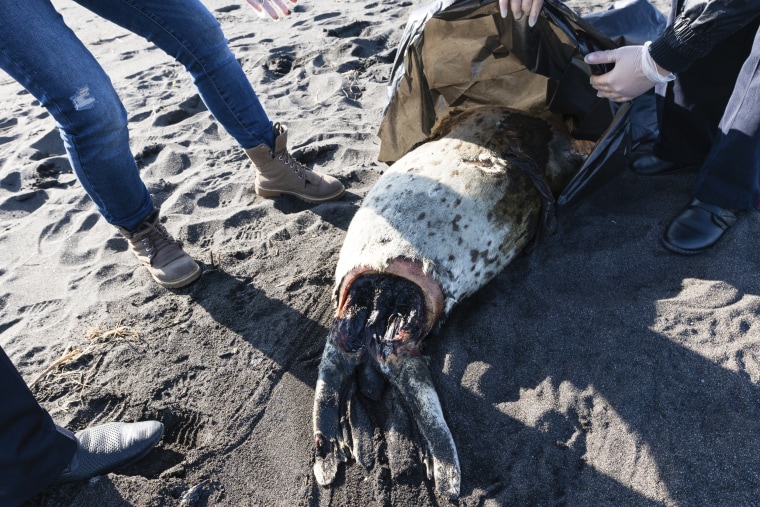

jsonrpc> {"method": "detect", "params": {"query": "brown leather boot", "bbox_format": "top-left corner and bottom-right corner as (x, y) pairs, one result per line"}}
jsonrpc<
(245, 123), (345, 203)
(117, 210), (201, 288)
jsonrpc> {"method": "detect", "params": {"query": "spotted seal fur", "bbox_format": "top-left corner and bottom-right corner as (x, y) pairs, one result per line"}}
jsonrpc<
(312, 106), (589, 497)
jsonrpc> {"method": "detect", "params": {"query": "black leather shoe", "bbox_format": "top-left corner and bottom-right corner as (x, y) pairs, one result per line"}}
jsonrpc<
(55, 421), (164, 483)
(662, 197), (737, 255)
(630, 153), (694, 175)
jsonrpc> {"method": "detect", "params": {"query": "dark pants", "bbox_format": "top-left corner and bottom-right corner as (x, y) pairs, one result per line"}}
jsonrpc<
(0, 347), (76, 506)
(655, 16), (760, 210)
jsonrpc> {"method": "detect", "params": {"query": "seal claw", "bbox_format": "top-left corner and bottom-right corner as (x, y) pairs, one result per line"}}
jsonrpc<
(313, 435), (342, 486)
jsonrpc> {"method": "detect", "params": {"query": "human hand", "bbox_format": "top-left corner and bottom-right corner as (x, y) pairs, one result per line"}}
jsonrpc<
(584, 45), (657, 102)
(246, 0), (296, 20)
(585, 46), (651, 102)
(499, 0), (543, 27)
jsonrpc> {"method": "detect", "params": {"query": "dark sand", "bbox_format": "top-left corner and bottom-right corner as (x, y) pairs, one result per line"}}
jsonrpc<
(3, 0), (760, 505)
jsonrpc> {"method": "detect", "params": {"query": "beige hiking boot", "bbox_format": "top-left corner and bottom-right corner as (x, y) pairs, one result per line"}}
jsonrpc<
(245, 123), (345, 203)
(117, 211), (201, 288)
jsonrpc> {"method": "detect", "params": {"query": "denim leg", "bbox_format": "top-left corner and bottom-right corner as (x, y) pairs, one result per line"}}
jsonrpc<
(654, 18), (759, 166)
(0, 347), (77, 505)
(73, 0), (275, 149)
(693, 26), (760, 210)
(0, 0), (154, 229)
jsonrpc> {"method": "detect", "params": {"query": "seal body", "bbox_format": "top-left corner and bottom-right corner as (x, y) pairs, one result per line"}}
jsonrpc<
(313, 106), (586, 497)
(336, 106), (583, 328)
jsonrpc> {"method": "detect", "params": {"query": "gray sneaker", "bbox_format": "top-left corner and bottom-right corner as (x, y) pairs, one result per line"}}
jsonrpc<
(55, 421), (164, 483)
(118, 211), (201, 288)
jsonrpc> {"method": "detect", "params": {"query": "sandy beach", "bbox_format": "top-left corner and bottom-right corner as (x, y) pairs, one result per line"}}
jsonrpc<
(4, 0), (760, 505)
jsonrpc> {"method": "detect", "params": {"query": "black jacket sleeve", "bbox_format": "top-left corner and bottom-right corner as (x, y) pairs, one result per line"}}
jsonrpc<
(648, 0), (760, 73)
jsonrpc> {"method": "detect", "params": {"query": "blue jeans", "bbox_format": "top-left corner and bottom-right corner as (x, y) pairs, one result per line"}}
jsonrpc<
(0, 346), (77, 506)
(654, 1), (760, 210)
(0, 0), (274, 229)
(694, 24), (760, 210)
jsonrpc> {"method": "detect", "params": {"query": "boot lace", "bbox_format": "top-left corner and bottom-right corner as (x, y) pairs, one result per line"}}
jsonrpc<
(137, 222), (180, 262)
(274, 150), (309, 180)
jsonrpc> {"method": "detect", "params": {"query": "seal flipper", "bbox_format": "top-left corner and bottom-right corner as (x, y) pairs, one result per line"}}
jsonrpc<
(347, 389), (376, 469)
(384, 356), (461, 498)
(313, 340), (360, 486)
(314, 273), (451, 491)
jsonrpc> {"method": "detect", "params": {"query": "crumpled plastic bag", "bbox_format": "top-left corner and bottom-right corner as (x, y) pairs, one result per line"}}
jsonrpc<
(377, 0), (666, 206)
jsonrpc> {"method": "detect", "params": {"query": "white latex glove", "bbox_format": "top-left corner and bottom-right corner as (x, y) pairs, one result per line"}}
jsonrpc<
(499, 0), (543, 27)
(246, 0), (296, 20)
(584, 43), (674, 102)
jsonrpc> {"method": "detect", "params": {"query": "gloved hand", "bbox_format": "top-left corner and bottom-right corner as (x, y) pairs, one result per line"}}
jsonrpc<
(499, 0), (543, 27)
(584, 43), (675, 102)
(246, 0), (296, 20)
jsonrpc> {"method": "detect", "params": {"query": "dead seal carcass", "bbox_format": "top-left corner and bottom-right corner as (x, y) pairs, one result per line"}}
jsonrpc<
(313, 106), (589, 497)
